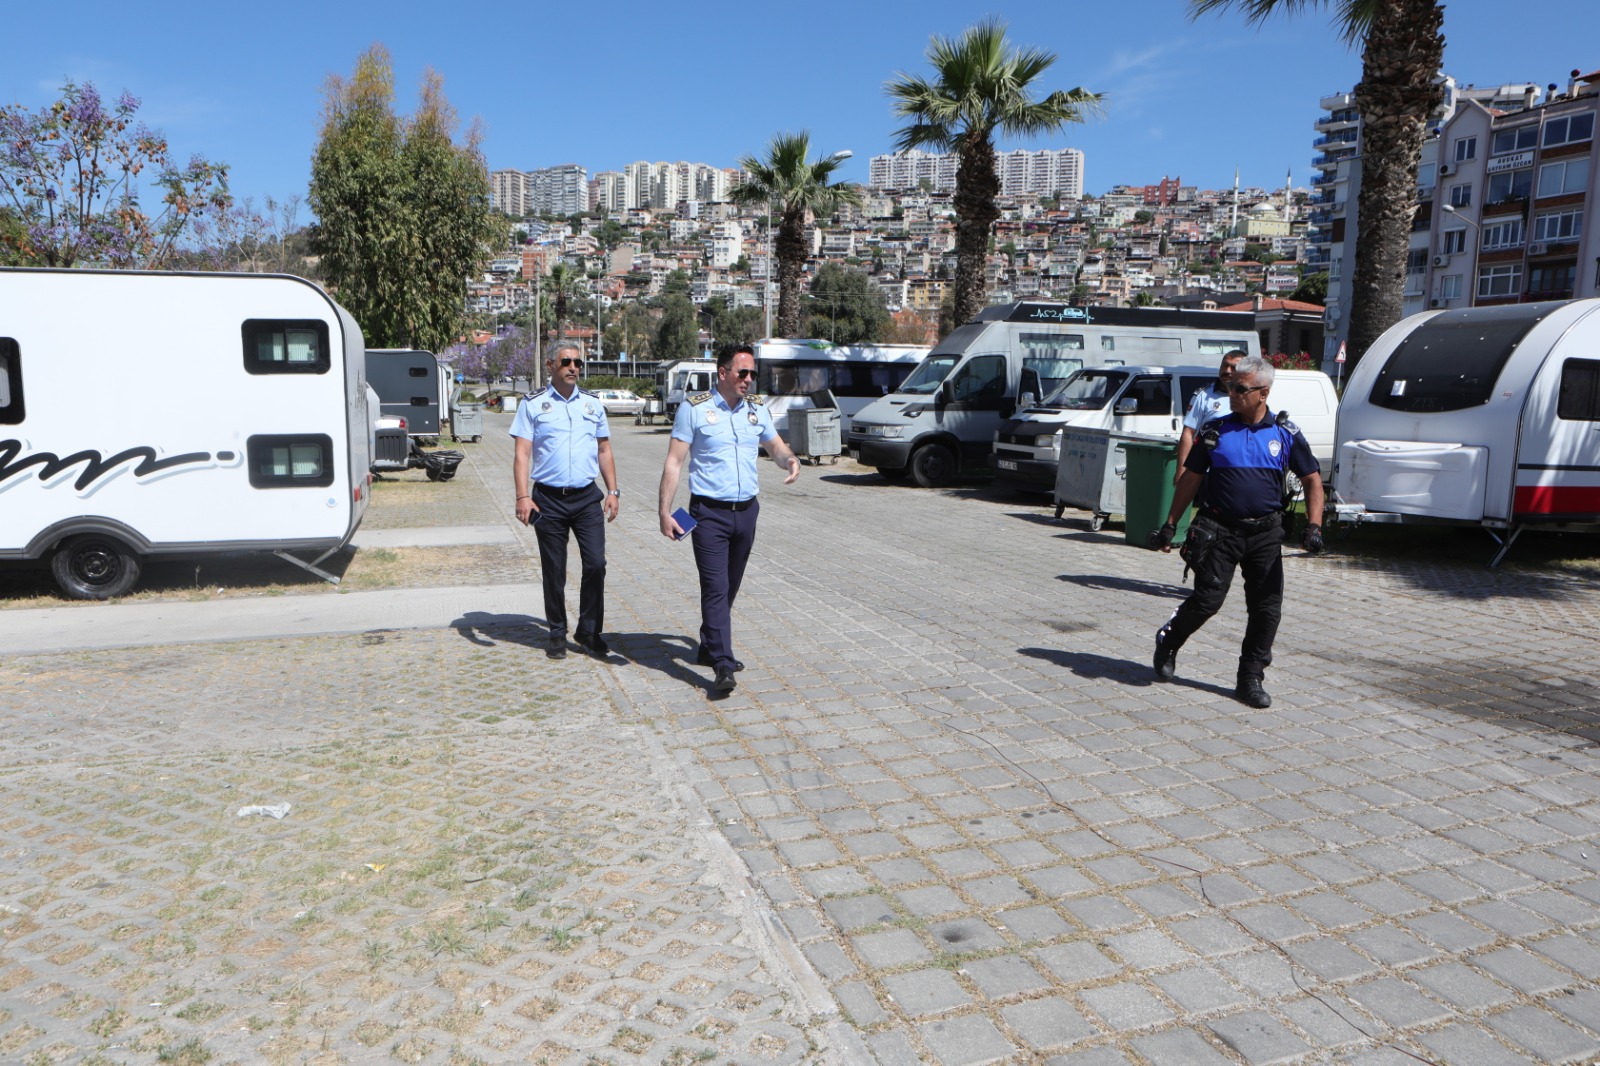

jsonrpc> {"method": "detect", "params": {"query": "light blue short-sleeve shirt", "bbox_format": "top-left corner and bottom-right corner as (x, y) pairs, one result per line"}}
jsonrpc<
(671, 390), (777, 501)
(1183, 382), (1230, 432)
(509, 385), (611, 488)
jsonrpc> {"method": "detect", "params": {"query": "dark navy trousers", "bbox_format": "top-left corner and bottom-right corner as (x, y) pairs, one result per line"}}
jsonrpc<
(690, 498), (759, 671)
(532, 484), (606, 640)
(1158, 515), (1283, 681)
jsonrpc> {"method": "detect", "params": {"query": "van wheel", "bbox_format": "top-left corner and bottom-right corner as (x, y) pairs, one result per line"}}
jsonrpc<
(877, 466), (909, 482)
(52, 535), (142, 600)
(910, 443), (956, 488)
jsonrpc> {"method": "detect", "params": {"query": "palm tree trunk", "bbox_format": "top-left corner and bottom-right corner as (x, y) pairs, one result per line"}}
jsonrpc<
(1347, 0), (1444, 369)
(953, 136), (1001, 327)
(775, 208), (807, 338)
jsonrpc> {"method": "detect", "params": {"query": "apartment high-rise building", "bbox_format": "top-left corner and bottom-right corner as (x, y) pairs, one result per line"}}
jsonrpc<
(528, 164), (588, 216)
(490, 169), (528, 217)
(869, 147), (1083, 198)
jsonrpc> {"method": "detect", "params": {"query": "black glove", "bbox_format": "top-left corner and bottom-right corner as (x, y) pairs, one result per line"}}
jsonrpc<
(1301, 523), (1324, 554)
(1147, 522), (1176, 551)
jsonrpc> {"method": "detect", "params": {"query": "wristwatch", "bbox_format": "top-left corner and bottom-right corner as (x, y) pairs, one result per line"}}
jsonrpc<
(606, 489), (621, 497)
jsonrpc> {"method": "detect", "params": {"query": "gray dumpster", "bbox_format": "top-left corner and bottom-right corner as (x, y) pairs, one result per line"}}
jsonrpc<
(451, 402), (484, 443)
(787, 389), (842, 465)
(1052, 427), (1171, 530)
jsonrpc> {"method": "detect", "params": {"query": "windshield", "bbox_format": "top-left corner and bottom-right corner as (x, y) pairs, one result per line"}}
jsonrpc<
(898, 354), (961, 395)
(1042, 369), (1130, 411)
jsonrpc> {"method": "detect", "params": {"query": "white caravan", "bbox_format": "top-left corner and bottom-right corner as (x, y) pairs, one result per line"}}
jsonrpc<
(661, 358), (716, 420)
(1333, 298), (1600, 564)
(849, 303), (1259, 487)
(753, 339), (929, 435)
(0, 268), (373, 598)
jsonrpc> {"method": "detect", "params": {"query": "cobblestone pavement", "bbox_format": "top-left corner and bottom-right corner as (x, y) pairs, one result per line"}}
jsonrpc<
(4, 410), (1600, 1065)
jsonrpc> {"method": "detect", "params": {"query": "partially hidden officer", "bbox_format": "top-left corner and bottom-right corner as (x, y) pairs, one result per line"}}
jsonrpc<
(511, 340), (620, 660)
(657, 346), (801, 697)
(1174, 348), (1244, 483)
(1147, 355), (1324, 709)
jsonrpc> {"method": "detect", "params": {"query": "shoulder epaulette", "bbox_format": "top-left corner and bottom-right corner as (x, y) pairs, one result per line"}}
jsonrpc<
(1200, 415), (1229, 432)
(746, 393), (765, 406)
(689, 392), (712, 406)
(1279, 418), (1300, 434)
(577, 387), (598, 397)
(526, 385), (549, 398)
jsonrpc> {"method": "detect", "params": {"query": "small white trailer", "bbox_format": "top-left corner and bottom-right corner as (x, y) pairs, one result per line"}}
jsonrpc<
(1332, 298), (1600, 564)
(0, 268), (373, 598)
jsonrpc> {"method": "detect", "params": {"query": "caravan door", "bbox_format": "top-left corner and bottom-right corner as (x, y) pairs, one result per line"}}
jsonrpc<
(1509, 302), (1600, 519)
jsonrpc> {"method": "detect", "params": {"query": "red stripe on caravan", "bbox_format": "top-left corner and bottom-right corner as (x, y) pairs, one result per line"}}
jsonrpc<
(1514, 485), (1600, 515)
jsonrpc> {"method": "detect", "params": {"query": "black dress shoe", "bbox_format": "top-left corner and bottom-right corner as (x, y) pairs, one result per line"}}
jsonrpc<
(546, 638), (567, 660)
(575, 633), (610, 658)
(696, 646), (744, 672)
(1153, 636), (1177, 681)
(711, 668), (737, 696)
(1235, 677), (1272, 708)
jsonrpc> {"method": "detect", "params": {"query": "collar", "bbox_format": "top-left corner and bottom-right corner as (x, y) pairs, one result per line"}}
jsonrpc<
(713, 389), (749, 413)
(1242, 409), (1276, 429)
(548, 384), (582, 404)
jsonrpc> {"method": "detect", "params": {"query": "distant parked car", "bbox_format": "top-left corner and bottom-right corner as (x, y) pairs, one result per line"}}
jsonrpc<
(595, 388), (646, 417)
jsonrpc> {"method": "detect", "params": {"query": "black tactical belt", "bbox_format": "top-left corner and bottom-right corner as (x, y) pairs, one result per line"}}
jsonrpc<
(534, 482), (595, 497)
(692, 494), (755, 511)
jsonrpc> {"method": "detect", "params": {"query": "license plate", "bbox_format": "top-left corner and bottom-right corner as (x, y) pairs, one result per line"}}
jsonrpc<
(997, 459), (1018, 471)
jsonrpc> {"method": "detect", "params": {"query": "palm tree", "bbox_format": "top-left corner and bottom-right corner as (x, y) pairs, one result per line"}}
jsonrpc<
(1191, 0), (1444, 370)
(887, 19), (1102, 328)
(730, 132), (862, 339)
(545, 262), (583, 341)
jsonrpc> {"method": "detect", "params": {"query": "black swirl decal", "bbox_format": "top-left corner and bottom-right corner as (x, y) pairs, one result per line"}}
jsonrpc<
(0, 439), (214, 492)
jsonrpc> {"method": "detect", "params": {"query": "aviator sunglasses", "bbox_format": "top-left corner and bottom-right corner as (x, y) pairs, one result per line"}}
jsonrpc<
(1226, 381), (1268, 396)
(556, 357), (584, 369)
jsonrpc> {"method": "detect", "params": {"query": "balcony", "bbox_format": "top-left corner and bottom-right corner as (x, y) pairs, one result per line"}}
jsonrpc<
(1313, 133), (1360, 148)
(1524, 289), (1574, 302)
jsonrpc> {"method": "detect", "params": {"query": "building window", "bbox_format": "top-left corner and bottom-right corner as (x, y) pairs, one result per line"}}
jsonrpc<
(1493, 125), (1538, 155)
(1454, 136), (1477, 162)
(1537, 158), (1590, 197)
(1534, 210), (1584, 243)
(1542, 113), (1596, 148)
(1487, 168), (1532, 204)
(1528, 263), (1577, 298)
(1481, 218), (1524, 250)
(1416, 162), (1436, 188)
(1477, 263), (1522, 298)
(246, 434), (335, 488)
(0, 338), (22, 425)
(1406, 248), (1429, 274)
(1439, 275), (1463, 300)
(242, 320), (331, 375)
(1559, 359), (1600, 421)
(1448, 183), (1472, 208)
(1441, 230), (1467, 255)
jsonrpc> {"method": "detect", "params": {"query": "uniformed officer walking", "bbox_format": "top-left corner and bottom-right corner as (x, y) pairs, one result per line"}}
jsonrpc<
(1174, 348), (1244, 482)
(1148, 355), (1325, 708)
(657, 347), (801, 696)
(511, 341), (620, 660)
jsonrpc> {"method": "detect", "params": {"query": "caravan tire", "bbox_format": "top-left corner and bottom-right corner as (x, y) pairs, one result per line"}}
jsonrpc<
(910, 443), (956, 488)
(52, 535), (142, 600)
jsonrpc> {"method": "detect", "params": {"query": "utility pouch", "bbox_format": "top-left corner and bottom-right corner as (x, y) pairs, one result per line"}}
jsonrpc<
(1179, 519), (1220, 582)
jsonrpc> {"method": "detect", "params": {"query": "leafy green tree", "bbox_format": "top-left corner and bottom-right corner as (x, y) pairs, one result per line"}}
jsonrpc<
(1291, 271), (1329, 304)
(656, 293), (699, 360)
(0, 81), (231, 267)
(805, 264), (891, 344)
(1133, 210), (1155, 224)
(603, 300), (658, 363)
(704, 296), (764, 352)
(887, 19), (1102, 326)
(730, 131), (861, 337)
(660, 268), (691, 297)
(1191, 0), (1443, 370)
(310, 46), (497, 352)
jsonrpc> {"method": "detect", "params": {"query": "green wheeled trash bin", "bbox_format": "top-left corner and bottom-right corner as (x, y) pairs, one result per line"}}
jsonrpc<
(1118, 440), (1194, 547)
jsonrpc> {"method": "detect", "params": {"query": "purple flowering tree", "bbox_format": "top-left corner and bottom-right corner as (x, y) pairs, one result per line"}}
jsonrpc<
(0, 81), (232, 268)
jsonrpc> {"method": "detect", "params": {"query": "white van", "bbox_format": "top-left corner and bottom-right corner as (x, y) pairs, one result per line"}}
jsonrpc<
(0, 268), (373, 599)
(661, 359), (716, 421)
(849, 302), (1259, 487)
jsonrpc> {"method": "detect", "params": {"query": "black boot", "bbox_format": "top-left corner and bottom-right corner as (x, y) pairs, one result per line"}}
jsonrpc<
(1153, 633), (1177, 681)
(1235, 676), (1271, 709)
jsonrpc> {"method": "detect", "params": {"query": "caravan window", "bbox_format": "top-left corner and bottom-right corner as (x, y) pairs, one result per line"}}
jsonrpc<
(243, 320), (331, 374)
(1558, 359), (1600, 421)
(1044, 369), (1129, 411)
(1198, 338), (1251, 356)
(1368, 305), (1545, 412)
(0, 339), (22, 424)
(246, 434), (335, 488)
(899, 354), (960, 395)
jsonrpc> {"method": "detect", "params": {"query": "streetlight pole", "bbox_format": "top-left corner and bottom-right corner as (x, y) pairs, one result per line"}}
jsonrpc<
(764, 148), (852, 342)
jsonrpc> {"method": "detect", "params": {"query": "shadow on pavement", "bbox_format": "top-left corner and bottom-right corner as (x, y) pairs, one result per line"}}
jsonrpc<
(1057, 573), (1190, 599)
(609, 631), (714, 692)
(450, 611), (550, 648)
(1018, 646), (1234, 699)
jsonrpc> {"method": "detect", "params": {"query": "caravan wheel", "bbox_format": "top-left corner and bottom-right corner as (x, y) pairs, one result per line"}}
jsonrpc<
(52, 535), (142, 600)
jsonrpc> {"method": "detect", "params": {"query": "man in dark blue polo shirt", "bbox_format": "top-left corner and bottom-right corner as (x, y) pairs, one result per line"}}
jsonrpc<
(1147, 356), (1325, 708)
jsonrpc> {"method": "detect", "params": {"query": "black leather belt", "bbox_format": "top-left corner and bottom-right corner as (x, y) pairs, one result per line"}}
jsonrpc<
(534, 482), (594, 497)
(1203, 509), (1281, 533)
(692, 494), (755, 511)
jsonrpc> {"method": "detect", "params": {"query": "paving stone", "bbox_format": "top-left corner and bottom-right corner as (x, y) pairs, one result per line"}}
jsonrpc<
(821, 893), (898, 932)
(852, 927), (931, 970)
(1044, 1047), (1135, 1066)
(1152, 966), (1249, 1013)
(1035, 941), (1122, 985)
(1130, 1028), (1239, 1065)
(919, 1013), (1016, 1065)
(883, 968), (973, 1017)
(834, 979), (890, 1027)
(1345, 922), (1439, 967)
(1208, 1010), (1312, 1065)
(1001, 995), (1097, 1050)
(1489, 1004), (1600, 1063)
(1473, 945), (1576, 994)
(1080, 982), (1174, 1032)
(1418, 1024), (1539, 1066)
(898, 884), (967, 918)
(1410, 961), (1517, 1012)
(930, 917), (1007, 954)
(1344, 975), (1453, 1029)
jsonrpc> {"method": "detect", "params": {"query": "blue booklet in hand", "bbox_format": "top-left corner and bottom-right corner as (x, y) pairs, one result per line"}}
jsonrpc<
(671, 507), (697, 540)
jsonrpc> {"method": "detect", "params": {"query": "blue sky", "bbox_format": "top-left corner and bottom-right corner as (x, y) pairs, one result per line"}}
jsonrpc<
(3, 1), (1593, 213)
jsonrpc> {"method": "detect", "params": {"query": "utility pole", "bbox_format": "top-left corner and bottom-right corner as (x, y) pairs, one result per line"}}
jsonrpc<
(533, 271), (542, 390)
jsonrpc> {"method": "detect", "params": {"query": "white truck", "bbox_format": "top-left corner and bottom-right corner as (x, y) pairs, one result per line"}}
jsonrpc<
(848, 302), (1260, 487)
(0, 268), (374, 598)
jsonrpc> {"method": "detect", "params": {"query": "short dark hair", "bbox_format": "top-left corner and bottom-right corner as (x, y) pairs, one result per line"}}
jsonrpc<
(1222, 349), (1247, 361)
(717, 346), (754, 370)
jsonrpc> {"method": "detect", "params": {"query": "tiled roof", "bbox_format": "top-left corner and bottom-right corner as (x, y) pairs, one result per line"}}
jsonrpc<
(1219, 297), (1325, 313)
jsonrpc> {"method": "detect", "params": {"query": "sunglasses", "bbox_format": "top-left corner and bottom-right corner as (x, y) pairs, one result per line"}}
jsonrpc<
(556, 357), (584, 369)
(727, 368), (755, 379)
(1227, 381), (1268, 395)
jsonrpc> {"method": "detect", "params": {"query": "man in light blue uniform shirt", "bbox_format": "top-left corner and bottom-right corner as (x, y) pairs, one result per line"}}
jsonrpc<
(658, 347), (801, 696)
(511, 340), (620, 660)
(1175, 349), (1244, 482)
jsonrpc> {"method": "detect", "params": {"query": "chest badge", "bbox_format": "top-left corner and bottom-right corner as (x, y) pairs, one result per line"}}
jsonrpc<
(586, 404), (595, 415)
(748, 410), (759, 425)
(1268, 439), (1282, 457)
(706, 411), (719, 425)
(542, 402), (552, 411)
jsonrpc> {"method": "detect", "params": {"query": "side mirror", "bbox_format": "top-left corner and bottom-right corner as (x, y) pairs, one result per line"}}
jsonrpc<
(939, 379), (954, 405)
(1114, 398), (1138, 416)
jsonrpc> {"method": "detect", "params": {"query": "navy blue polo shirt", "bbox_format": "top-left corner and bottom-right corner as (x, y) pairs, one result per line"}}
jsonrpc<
(1186, 410), (1319, 520)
